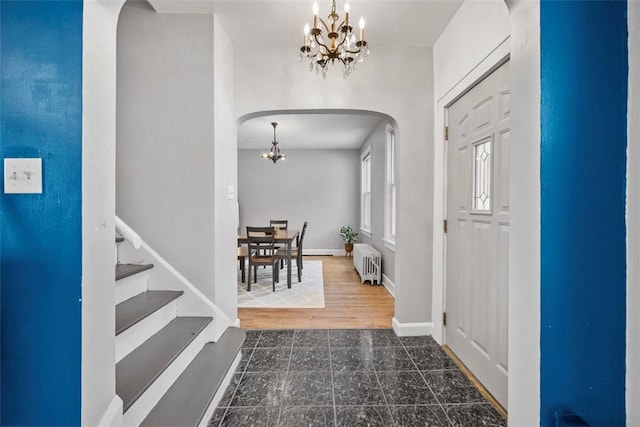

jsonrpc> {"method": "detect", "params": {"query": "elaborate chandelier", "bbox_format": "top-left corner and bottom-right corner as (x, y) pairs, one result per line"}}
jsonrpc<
(261, 122), (286, 164)
(299, 0), (369, 79)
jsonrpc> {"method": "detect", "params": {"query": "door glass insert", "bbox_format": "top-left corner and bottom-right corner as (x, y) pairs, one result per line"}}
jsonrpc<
(473, 139), (491, 211)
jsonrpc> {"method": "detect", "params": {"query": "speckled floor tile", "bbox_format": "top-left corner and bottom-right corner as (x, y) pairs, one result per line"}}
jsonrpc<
(328, 329), (365, 347)
(245, 348), (291, 372)
(238, 349), (254, 373)
(230, 372), (287, 407)
(289, 349), (331, 371)
(216, 406), (280, 427)
(371, 347), (417, 371)
(335, 406), (393, 427)
(330, 347), (375, 372)
(389, 405), (451, 427)
(257, 330), (295, 348)
(217, 373), (242, 407)
(407, 346), (457, 371)
(361, 329), (402, 347)
(207, 408), (226, 427)
(422, 370), (486, 404)
(377, 371), (438, 405)
(279, 406), (335, 427)
(243, 330), (262, 349)
(332, 371), (386, 405)
(445, 404), (506, 426)
(398, 335), (441, 348)
(223, 329), (499, 427)
(293, 329), (330, 348)
(283, 371), (333, 405)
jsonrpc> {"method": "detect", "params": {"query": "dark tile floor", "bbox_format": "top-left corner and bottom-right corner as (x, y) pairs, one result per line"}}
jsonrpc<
(208, 329), (506, 427)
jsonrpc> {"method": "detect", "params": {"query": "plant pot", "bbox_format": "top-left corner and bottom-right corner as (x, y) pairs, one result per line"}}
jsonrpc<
(344, 243), (354, 256)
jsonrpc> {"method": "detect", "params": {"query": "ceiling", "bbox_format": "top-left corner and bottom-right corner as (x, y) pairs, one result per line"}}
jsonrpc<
(210, 0), (464, 48)
(148, 0), (463, 149)
(238, 113), (385, 150)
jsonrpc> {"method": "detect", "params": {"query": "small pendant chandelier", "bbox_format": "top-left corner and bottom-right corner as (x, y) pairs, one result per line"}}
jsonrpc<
(299, 0), (369, 79)
(261, 122), (286, 164)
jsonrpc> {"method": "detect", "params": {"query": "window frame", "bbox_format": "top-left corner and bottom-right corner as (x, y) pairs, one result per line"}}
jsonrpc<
(360, 146), (372, 237)
(383, 125), (396, 250)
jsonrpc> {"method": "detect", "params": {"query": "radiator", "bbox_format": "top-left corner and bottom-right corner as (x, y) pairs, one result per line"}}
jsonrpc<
(353, 243), (382, 285)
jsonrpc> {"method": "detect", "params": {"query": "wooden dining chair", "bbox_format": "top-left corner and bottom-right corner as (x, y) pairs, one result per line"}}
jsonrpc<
(269, 220), (288, 268)
(269, 219), (288, 230)
(237, 245), (249, 283)
(289, 221), (308, 282)
(246, 226), (282, 292)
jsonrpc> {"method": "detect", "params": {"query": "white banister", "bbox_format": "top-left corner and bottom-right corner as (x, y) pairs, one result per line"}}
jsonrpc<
(114, 215), (232, 330)
(115, 215), (142, 249)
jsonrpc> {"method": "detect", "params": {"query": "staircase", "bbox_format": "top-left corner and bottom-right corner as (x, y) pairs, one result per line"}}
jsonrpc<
(115, 228), (244, 427)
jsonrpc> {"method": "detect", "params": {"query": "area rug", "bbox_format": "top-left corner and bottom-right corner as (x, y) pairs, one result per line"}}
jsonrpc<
(237, 260), (325, 308)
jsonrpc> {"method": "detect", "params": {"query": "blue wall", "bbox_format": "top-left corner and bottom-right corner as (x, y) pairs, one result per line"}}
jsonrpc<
(540, 1), (627, 425)
(0, 1), (83, 425)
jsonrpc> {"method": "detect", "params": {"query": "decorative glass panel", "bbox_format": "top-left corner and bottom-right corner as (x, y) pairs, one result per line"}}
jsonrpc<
(473, 139), (491, 211)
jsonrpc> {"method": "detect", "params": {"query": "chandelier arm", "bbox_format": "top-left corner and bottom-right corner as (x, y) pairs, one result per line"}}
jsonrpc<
(334, 33), (351, 52)
(343, 47), (363, 55)
(317, 17), (331, 34)
(312, 33), (332, 53)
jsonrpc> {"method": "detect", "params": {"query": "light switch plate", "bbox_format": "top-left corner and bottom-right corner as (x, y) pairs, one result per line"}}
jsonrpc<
(227, 184), (235, 200)
(4, 158), (43, 194)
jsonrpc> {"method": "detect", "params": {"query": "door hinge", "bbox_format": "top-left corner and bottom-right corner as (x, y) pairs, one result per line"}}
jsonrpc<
(443, 219), (448, 234)
(444, 126), (449, 141)
(443, 311), (447, 327)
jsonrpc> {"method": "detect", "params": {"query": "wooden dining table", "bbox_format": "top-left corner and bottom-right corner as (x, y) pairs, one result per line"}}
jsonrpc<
(237, 229), (299, 288)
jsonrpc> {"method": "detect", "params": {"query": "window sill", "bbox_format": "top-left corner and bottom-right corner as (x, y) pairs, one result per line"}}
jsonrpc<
(360, 228), (372, 239)
(382, 238), (396, 252)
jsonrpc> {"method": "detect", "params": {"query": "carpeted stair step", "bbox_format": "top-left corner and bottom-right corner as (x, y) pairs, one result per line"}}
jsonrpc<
(116, 290), (183, 335)
(116, 263), (154, 281)
(140, 327), (246, 427)
(116, 316), (213, 412)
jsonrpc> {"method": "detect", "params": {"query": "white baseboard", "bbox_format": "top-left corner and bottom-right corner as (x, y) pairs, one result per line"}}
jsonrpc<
(382, 274), (396, 298)
(98, 395), (123, 427)
(392, 317), (433, 337)
(303, 248), (345, 256)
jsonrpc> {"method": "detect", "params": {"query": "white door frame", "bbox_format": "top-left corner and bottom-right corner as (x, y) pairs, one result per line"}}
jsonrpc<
(431, 38), (511, 345)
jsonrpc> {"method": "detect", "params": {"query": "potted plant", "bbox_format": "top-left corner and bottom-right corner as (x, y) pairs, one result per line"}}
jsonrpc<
(339, 226), (358, 257)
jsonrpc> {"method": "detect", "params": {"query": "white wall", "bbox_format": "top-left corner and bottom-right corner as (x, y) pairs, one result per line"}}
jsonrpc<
(434, 0), (511, 102)
(238, 149), (360, 251)
(433, 0), (542, 423)
(431, 0), (510, 341)
(212, 15), (238, 326)
(506, 0), (540, 424)
(82, 1), (125, 425)
(235, 46), (434, 327)
(627, 1), (640, 424)
(359, 122), (396, 282)
(116, 3), (216, 301)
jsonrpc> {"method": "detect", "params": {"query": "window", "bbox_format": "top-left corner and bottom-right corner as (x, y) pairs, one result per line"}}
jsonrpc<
(361, 147), (372, 235)
(472, 138), (492, 212)
(384, 125), (396, 248)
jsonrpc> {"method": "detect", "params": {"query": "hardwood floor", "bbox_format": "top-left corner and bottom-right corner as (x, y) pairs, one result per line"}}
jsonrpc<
(238, 256), (394, 329)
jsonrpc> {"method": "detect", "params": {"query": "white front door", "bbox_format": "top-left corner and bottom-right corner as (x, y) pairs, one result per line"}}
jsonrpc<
(445, 61), (510, 407)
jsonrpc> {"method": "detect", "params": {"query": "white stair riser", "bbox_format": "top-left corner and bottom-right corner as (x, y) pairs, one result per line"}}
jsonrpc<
(122, 321), (214, 427)
(116, 272), (149, 305)
(115, 300), (179, 363)
(196, 351), (242, 427)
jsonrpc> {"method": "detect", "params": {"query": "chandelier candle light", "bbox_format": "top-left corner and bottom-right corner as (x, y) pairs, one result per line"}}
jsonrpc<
(261, 122), (286, 164)
(299, 0), (369, 78)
